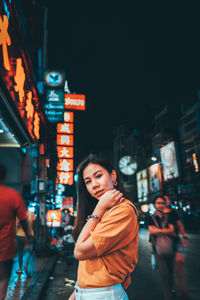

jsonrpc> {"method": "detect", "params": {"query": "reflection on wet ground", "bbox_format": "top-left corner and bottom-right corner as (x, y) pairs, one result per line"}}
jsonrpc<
(6, 250), (48, 299)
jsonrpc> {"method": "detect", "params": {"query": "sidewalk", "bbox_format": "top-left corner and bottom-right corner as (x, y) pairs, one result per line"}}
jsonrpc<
(43, 256), (78, 300)
(6, 249), (57, 300)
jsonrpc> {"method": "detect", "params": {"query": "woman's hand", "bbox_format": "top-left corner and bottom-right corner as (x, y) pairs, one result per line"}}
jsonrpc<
(98, 189), (124, 210)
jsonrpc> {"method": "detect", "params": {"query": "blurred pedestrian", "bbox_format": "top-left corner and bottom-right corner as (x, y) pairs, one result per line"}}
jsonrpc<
(16, 205), (36, 275)
(163, 195), (189, 299)
(69, 154), (139, 300)
(147, 196), (176, 300)
(0, 163), (30, 300)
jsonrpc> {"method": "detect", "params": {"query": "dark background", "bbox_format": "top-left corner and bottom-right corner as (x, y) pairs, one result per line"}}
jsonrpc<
(47, 1), (200, 163)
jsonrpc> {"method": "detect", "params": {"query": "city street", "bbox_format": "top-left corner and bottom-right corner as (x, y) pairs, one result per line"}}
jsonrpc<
(44, 229), (200, 300)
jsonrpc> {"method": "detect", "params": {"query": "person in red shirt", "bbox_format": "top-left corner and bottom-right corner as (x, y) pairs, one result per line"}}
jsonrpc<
(0, 163), (29, 299)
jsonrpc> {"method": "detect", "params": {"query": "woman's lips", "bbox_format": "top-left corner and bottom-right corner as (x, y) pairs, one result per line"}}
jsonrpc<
(95, 190), (104, 197)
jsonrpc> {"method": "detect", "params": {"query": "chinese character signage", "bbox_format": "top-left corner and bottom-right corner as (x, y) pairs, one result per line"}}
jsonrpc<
(65, 94), (86, 110)
(46, 210), (62, 227)
(64, 111), (74, 122)
(57, 146), (73, 158)
(160, 141), (179, 181)
(62, 197), (73, 209)
(57, 158), (73, 172)
(57, 134), (73, 146)
(57, 123), (74, 134)
(0, 12), (41, 140)
(57, 171), (74, 185)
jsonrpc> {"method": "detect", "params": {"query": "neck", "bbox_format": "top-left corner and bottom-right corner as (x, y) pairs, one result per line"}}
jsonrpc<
(156, 210), (163, 218)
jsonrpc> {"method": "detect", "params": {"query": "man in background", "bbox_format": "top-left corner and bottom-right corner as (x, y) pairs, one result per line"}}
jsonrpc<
(0, 163), (29, 299)
(163, 195), (189, 299)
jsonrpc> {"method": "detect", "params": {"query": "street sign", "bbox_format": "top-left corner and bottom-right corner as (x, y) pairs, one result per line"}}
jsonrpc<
(65, 94), (86, 110)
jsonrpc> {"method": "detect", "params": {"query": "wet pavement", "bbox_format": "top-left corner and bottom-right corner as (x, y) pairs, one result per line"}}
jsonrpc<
(6, 248), (52, 300)
(44, 229), (200, 300)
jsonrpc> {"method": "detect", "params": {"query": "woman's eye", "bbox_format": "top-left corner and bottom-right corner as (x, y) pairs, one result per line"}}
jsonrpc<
(85, 180), (91, 185)
(96, 174), (102, 178)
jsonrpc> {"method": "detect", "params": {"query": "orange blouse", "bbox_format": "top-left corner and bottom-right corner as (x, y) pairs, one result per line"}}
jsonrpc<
(77, 199), (139, 289)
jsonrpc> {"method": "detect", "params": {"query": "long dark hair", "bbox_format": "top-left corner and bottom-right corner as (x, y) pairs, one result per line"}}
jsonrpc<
(73, 154), (129, 241)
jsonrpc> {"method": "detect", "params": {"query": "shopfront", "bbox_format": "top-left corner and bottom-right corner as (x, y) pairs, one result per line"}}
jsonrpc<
(0, 1), (45, 192)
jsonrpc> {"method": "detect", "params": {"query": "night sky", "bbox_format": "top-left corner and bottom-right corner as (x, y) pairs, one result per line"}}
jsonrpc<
(47, 1), (200, 163)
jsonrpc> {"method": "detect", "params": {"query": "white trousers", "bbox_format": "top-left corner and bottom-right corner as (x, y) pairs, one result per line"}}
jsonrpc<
(75, 282), (129, 300)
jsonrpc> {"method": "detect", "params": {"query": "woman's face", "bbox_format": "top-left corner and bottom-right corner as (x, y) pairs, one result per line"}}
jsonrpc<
(83, 163), (116, 200)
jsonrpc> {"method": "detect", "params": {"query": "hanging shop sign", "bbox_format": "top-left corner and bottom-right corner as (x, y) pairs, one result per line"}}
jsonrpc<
(64, 111), (74, 123)
(65, 94), (86, 110)
(44, 70), (65, 88)
(44, 89), (64, 122)
(46, 210), (62, 227)
(57, 158), (73, 172)
(57, 171), (74, 185)
(57, 123), (74, 134)
(148, 163), (162, 194)
(57, 146), (73, 158)
(57, 134), (73, 146)
(0, 11), (41, 140)
(136, 169), (148, 202)
(62, 197), (73, 209)
(160, 141), (179, 181)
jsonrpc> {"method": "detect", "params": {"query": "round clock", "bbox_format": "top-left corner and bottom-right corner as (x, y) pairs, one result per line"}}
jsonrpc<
(119, 156), (137, 175)
(45, 71), (64, 87)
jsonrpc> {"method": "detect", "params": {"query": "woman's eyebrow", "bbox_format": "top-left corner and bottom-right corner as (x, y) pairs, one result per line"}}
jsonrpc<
(84, 170), (102, 181)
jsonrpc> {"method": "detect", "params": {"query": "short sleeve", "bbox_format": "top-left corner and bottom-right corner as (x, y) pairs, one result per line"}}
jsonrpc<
(90, 203), (137, 256)
(15, 192), (27, 220)
(146, 214), (154, 227)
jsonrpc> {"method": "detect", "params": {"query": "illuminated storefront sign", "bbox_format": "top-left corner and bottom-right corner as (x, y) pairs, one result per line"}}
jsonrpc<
(0, 12), (41, 140)
(62, 197), (73, 209)
(44, 70), (65, 88)
(57, 158), (73, 172)
(192, 153), (199, 172)
(64, 111), (74, 122)
(65, 94), (86, 110)
(148, 163), (162, 194)
(57, 146), (73, 158)
(160, 141), (179, 180)
(136, 169), (148, 202)
(46, 210), (62, 227)
(57, 171), (73, 185)
(57, 123), (74, 134)
(44, 89), (64, 122)
(57, 134), (73, 146)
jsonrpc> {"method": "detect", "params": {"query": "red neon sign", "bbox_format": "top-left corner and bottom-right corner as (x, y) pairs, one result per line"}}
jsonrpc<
(57, 123), (74, 134)
(57, 171), (73, 185)
(64, 111), (74, 122)
(57, 158), (73, 172)
(65, 94), (85, 111)
(0, 15), (11, 71)
(57, 146), (73, 158)
(57, 134), (73, 146)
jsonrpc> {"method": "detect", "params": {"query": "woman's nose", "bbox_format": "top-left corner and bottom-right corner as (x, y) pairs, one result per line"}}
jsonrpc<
(92, 179), (99, 188)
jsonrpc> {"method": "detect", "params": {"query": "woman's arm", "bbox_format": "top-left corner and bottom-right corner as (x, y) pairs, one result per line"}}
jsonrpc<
(74, 189), (124, 261)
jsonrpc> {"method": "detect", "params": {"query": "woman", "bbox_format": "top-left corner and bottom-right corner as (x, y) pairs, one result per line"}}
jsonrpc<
(69, 154), (139, 300)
